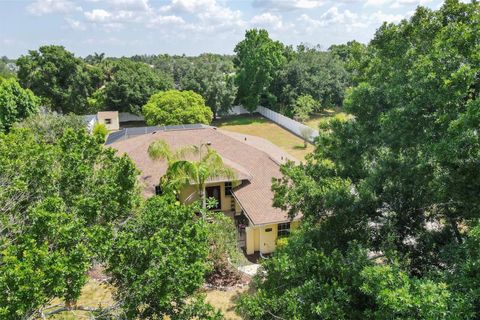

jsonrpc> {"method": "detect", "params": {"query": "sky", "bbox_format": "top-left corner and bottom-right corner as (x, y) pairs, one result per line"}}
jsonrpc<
(0, 0), (453, 58)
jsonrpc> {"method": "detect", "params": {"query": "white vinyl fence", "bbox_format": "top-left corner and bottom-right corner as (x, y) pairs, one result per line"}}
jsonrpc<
(256, 106), (319, 141)
(226, 106), (319, 142)
(114, 107), (319, 142)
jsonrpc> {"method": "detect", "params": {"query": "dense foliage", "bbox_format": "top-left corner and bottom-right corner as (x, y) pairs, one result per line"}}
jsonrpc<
(142, 90), (213, 126)
(292, 94), (318, 123)
(16, 45), (103, 114)
(6, 35), (352, 124)
(0, 125), (140, 318)
(271, 45), (348, 115)
(107, 196), (221, 319)
(234, 29), (286, 112)
(97, 58), (173, 114)
(14, 112), (87, 144)
(239, 1), (480, 319)
(0, 77), (39, 132)
(0, 56), (16, 79)
(180, 54), (237, 118)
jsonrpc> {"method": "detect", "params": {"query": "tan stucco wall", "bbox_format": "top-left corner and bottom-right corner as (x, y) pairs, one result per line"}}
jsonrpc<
(97, 111), (119, 131)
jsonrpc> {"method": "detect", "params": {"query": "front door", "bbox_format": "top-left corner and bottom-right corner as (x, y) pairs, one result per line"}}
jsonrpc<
(205, 185), (221, 210)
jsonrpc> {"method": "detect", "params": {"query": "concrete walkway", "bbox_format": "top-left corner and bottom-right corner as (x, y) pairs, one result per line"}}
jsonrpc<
(238, 263), (261, 276)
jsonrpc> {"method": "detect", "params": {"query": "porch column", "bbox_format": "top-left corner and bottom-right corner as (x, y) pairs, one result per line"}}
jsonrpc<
(245, 226), (254, 255)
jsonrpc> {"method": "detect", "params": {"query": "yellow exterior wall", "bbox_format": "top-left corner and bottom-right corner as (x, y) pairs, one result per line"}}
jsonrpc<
(177, 182), (302, 255)
(246, 220), (301, 255)
(254, 228), (260, 252)
(259, 224), (278, 254)
(245, 227), (254, 255)
(178, 182), (235, 212)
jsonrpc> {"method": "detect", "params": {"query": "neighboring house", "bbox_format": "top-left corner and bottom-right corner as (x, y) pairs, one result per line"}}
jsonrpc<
(84, 111), (120, 132)
(110, 125), (301, 255)
(97, 111), (119, 131)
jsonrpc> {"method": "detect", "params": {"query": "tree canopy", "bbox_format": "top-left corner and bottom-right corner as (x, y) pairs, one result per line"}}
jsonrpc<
(239, 1), (480, 318)
(0, 77), (39, 132)
(180, 54), (237, 119)
(16, 45), (103, 114)
(99, 58), (173, 114)
(271, 45), (348, 115)
(142, 90), (213, 126)
(107, 195), (221, 319)
(234, 29), (286, 112)
(0, 124), (140, 318)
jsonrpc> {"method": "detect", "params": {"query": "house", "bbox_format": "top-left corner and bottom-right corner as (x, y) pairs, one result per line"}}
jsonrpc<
(109, 125), (301, 255)
(97, 111), (120, 131)
(84, 111), (121, 132)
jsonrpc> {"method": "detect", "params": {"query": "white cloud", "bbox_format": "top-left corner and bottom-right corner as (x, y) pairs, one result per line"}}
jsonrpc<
(365, 0), (391, 7)
(65, 17), (86, 30)
(27, 0), (81, 16)
(252, 0), (327, 10)
(370, 11), (404, 23)
(299, 7), (368, 30)
(390, 0), (433, 8)
(157, 0), (246, 35)
(148, 15), (185, 26)
(298, 5), (408, 34)
(365, 0), (433, 8)
(251, 13), (292, 31)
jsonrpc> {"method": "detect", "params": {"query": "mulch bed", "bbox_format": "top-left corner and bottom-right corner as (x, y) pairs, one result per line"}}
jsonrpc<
(206, 263), (251, 288)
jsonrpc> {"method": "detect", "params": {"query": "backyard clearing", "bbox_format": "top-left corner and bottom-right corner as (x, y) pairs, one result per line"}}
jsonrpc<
(214, 114), (314, 161)
(305, 107), (349, 130)
(48, 279), (246, 319)
(49, 279), (113, 319)
(203, 287), (247, 320)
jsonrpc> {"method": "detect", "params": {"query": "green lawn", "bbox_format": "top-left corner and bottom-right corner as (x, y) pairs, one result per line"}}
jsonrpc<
(214, 114), (314, 161)
(304, 107), (349, 130)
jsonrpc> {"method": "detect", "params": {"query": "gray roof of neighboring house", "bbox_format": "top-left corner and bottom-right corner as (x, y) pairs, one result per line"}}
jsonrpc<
(84, 114), (97, 123)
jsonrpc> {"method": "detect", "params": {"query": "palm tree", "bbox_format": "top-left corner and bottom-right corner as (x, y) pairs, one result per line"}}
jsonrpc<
(148, 140), (236, 210)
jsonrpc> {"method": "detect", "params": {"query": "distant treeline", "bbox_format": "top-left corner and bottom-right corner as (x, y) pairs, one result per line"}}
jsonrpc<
(1, 34), (365, 120)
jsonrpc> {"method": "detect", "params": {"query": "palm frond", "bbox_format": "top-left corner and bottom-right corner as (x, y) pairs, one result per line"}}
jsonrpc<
(148, 140), (173, 162)
(173, 145), (200, 161)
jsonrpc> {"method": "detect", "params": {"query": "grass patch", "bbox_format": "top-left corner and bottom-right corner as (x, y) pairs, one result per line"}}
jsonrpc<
(48, 279), (114, 319)
(203, 287), (247, 320)
(47, 279), (246, 320)
(214, 114), (314, 161)
(305, 107), (348, 130)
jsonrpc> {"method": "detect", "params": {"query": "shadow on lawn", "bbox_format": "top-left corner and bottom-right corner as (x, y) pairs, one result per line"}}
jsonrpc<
(213, 113), (267, 126)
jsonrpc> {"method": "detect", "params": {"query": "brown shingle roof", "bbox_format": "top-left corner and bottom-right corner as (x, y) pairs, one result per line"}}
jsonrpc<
(110, 127), (299, 226)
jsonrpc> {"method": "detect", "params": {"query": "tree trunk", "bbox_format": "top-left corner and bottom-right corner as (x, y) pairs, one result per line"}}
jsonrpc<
(200, 186), (207, 217)
(449, 216), (463, 244)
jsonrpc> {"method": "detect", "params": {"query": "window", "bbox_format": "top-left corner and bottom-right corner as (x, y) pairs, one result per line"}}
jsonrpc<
(277, 222), (290, 237)
(265, 228), (272, 232)
(104, 118), (112, 125)
(206, 185), (221, 210)
(224, 182), (233, 196)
